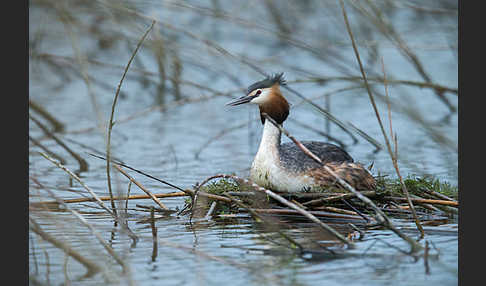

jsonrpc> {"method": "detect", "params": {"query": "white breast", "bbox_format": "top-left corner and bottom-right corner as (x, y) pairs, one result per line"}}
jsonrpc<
(249, 121), (316, 192)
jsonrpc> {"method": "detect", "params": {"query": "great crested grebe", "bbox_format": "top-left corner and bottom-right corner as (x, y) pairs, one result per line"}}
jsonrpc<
(227, 73), (376, 192)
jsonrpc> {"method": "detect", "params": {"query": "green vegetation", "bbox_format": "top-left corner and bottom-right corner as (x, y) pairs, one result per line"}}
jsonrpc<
(376, 174), (458, 199)
(200, 178), (241, 195)
(184, 178), (243, 214)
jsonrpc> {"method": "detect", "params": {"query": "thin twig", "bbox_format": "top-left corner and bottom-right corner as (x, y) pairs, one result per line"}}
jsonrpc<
(314, 206), (358, 216)
(90, 153), (186, 192)
(339, 0), (424, 241)
(125, 181), (132, 213)
(106, 20), (156, 217)
(291, 77), (458, 95)
(204, 201), (218, 219)
(150, 207), (158, 261)
(303, 190), (376, 206)
(113, 164), (169, 210)
(424, 240), (430, 274)
(340, 198), (371, 223)
(249, 208), (365, 221)
(30, 114), (88, 172)
(31, 191), (187, 206)
(182, 188), (233, 203)
(382, 58), (394, 144)
(29, 135), (66, 165)
(384, 197), (458, 207)
(29, 99), (65, 133)
(423, 189), (457, 202)
(38, 152), (114, 217)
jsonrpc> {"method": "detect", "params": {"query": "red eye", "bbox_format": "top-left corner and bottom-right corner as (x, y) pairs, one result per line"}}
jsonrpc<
(256, 90), (262, 95)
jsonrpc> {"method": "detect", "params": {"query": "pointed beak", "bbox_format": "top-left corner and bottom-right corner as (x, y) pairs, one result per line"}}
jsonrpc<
(226, 95), (253, 106)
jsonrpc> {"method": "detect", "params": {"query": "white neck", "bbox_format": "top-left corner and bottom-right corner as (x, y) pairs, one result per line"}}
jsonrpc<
(254, 120), (281, 163)
(250, 120), (289, 190)
(250, 116), (321, 192)
(258, 120), (281, 152)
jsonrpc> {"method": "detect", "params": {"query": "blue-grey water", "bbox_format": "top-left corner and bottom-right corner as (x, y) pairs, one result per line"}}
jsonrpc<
(29, 1), (457, 285)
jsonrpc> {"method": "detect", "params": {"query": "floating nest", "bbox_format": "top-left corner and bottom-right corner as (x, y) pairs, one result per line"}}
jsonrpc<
(180, 174), (458, 227)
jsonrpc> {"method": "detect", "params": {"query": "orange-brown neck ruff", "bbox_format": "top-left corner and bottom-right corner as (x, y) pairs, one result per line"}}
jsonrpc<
(259, 84), (289, 125)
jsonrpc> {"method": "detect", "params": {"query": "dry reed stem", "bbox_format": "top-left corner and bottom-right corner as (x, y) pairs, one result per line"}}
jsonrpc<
(250, 208), (364, 221)
(91, 153), (232, 205)
(408, 196), (442, 213)
(291, 77), (458, 95)
(314, 206), (359, 216)
(29, 217), (102, 277)
(303, 190), (376, 206)
(29, 99), (65, 133)
(150, 207), (158, 261)
(125, 181), (132, 213)
(106, 20), (156, 217)
(29, 135), (67, 165)
(382, 58), (394, 142)
(384, 197), (458, 207)
(30, 114), (88, 172)
(56, 4), (105, 130)
(338, 0), (425, 242)
(170, 49), (183, 100)
(113, 164), (169, 210)
(279, 192), (345, 199)
(39, 152), (115, 217)
(204, 201), (218, 219)
(31, 191), (187, 206)
(423, 189), (457, 202)
(408, 193), (452, 214)
(424, 240), (430, 275)
(183, 188), (233, 204)
(90, 153), (186, 192)
(62, 253), (70, 285)
(344, 121), (383, 151)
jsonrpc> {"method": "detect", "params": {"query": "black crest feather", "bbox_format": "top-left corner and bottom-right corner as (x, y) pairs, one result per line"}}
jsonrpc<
(247, 73), (286, 95)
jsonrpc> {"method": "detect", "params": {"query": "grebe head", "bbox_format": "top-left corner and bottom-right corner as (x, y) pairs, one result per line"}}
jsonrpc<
(227, 73), (289, 124)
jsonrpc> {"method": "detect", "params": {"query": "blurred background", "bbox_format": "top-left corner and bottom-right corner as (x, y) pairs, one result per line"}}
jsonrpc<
(29, 0), (458, 285)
